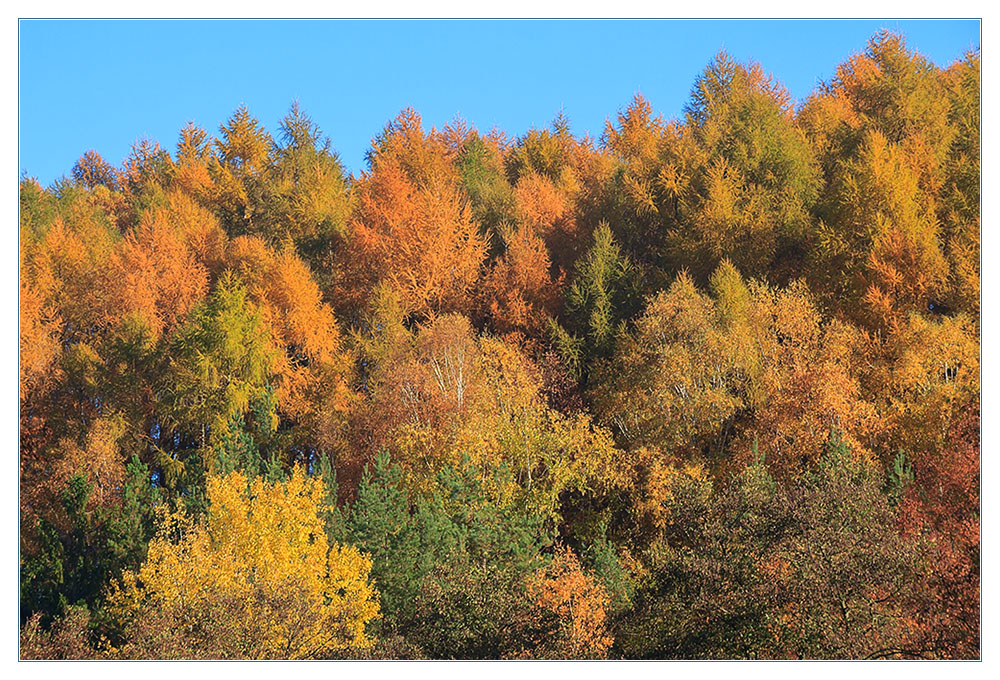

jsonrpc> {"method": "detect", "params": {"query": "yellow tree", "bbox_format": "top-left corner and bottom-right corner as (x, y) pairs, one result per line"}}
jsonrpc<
(940, 49), (980, 318)
(72, 150), (119, 191)
(801, 31), (961, 329)
(881, 312), (979, 459)
(161, 189), (229, 277)
(591, 270), (742, 459)
(29, 211), (120, 344)
(674, 53), (820, 284)
(108, 468), (380, 659)
(603, 58), (820, 286)
(172, 122), (217, 203)
(816, 129), (948, 332)
(344, 306), (622, 512)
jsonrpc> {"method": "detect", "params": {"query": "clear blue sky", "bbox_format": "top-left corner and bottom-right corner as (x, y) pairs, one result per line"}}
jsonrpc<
(19, 19), (980, 187)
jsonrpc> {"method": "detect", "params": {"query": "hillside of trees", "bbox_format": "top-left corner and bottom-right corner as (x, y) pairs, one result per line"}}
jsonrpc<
(19, 31), (980, 659)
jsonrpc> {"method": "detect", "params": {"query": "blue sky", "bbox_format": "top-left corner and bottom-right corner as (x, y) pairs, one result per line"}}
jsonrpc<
(18, 19), (980, 186)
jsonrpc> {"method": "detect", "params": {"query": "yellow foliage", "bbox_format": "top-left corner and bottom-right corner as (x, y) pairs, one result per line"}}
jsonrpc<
(885, 312), (979, 456)
(51, 415), (128, 510)
(19, 237), (63, 403)
(628, 447), (712, 534)
(109, 468), (379, 659)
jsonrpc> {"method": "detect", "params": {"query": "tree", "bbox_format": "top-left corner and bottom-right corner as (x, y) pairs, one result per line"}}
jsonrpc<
(603, 57), (820, 286)
(617, 436), (931, 659)
(592, 270), (743, 458)
(260, 103), (352, 277)
(600, 93), (670, 270)
(106, 209), (209, 340)
(345, 451), (561, 659)
(171, 122), (217, 205)
(814, 129), (948, 331)
(19, 228), (63, 406)
(900, 404), (979, 658)
(675, 53), (820, 283)
(939, 49), (980, 317)
(456, 130), (517, 241)
(552, 221), (641, 381)
(213, 105), (273, 234)
(225, 234), (354, 448)
(592, 263), (880, 482)
(479, 220), (559, 338)
(801, 31), (961, 329)
(347, 311), (623, 516)
(107, 468), (380, 659)
(72, 150), (119, 191)
(20, 606), (96, 660)
(882, 311), (979, 461)
(506, 114), (612, 274)
(526, 546), (614, 658)
(159, 273), (276, 502)
(20, 443), (159, 634)
(339, 130), (486, 319)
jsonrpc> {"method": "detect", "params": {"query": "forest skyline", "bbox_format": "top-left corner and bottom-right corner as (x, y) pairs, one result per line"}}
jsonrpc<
(19, 19), (980, 186)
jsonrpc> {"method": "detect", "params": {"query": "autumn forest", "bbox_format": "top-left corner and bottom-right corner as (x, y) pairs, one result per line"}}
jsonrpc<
(19, 31), (980, 659)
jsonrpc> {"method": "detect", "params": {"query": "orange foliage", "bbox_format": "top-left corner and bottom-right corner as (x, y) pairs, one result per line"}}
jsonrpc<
(343, 156), (485, 318)
(226, 235), (354, 435)
(16, 43), (980, 658)
(172, 122), (217, 201)
(370, 108), (460, 187)
(514, 170), (581, 272)
(19, 243), (62, 404)
(31, 214), (120, 339)
(163, 190), (229, 276)
(527, 547), (613, 658)
(480, 223), (560, 337)
(108, 211), (209, 339)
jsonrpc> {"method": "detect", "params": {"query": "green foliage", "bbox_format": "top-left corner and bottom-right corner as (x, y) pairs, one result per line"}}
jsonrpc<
(315, 451), (345, 541)
(214, 386), (279, 477)
(346, 451), (553, 657)
(558, 221), (642, 378)
(888, 450), (914, 503)
(583, 525), (636, 614)
(20, 176), (60, 236)
(457, 132), (516, 243)
(213, 105), (274, 233)
(20, 466), (160, 630)
(165, 272), (276, 444)
(262, 103), (352, 272)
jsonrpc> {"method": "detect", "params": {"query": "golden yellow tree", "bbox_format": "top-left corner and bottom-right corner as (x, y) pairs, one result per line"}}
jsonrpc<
(109, 469), (379, 659)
